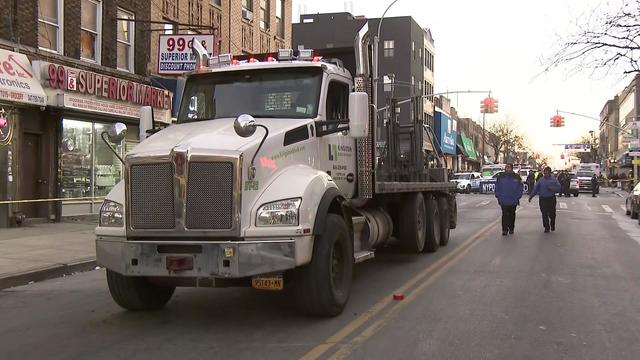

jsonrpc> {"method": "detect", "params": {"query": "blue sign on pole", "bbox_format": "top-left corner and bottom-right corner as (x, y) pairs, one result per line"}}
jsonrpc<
(435, 111), (457, 155)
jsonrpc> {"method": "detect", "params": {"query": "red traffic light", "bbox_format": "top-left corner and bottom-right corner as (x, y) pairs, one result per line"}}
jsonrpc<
(480, 97), (498, 113)
(550, 114), (564, 127)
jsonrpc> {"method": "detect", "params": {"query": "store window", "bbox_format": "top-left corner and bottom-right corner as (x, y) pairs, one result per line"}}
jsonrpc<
(81, 0), (101, 62)
(38, 0), (64, 53)
(60, 119), (138, 214)
(117, 8), (135, 72)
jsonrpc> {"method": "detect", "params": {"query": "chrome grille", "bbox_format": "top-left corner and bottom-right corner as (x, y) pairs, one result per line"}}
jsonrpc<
(130, 163), (175, 229)
(186, 162), (234, 229)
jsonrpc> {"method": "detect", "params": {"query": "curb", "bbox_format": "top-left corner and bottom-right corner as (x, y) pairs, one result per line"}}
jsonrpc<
(0, 258), (97, 290)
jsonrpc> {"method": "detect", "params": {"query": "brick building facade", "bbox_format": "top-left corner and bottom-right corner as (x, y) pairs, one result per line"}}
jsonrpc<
(0, 0), (172, 226)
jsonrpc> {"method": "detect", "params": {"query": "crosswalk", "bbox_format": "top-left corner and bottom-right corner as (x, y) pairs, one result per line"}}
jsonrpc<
(554, 201), (619, 214)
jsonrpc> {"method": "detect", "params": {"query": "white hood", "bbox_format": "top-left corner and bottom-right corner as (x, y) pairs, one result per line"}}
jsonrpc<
(129, 118), (310, 156)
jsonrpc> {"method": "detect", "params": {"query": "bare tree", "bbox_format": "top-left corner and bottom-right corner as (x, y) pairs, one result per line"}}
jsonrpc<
(485, 119), (525, 163)
(543, 0), (640, 76)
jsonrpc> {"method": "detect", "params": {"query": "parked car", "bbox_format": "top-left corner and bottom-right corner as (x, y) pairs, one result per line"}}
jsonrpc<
(451, 172), (481, 193)
(568, 172), (579, 197)
(625, 182), (640, 219)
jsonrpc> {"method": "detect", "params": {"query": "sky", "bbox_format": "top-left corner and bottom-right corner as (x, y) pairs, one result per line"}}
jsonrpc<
(292, 0), (632, 168)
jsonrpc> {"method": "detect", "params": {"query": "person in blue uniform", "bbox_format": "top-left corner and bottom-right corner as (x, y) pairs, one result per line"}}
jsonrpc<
(529, 167), (561, 233)
(495, 163), (523, 235)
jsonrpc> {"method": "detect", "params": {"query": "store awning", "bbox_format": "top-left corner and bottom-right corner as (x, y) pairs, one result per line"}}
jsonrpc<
(456, 141), (468, 156)
(0, 49), (46, 106)
(460, 135), (478, 161)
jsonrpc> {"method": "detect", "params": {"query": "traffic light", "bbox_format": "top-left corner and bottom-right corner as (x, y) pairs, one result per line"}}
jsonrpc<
(550, 114), (565, 127)
(480, 97), (498, 114)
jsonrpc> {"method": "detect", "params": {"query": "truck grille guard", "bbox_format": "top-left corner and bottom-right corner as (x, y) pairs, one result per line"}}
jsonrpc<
(125, 148), (243, 239)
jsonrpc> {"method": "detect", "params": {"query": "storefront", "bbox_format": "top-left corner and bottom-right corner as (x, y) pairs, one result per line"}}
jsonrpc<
(434, 109), (457, 170)
(0, 49), (48, 226)
(32, 61), (173, 216)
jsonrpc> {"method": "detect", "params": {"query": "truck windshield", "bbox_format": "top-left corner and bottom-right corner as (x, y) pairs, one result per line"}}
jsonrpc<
(178, 67), (323, 123)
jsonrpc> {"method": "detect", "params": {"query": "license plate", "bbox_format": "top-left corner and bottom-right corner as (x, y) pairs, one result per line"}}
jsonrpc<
(251, 276), (284, 291)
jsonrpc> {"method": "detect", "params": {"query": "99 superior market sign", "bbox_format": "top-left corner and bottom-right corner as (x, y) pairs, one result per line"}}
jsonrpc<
(32, 61), (173, 123)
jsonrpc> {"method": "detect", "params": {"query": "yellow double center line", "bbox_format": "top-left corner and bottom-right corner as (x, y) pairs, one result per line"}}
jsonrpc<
(300, 214), (504, 360)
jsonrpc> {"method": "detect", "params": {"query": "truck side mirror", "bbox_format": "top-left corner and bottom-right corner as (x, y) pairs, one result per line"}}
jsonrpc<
(234, 114), (257, 137)
(348, 92), (369, 138)
(140, 106), (155, 141)
(107, 122), (127, 143)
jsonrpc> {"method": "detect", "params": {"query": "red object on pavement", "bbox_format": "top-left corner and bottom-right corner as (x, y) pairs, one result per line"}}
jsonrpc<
(393, 293), (405, 301)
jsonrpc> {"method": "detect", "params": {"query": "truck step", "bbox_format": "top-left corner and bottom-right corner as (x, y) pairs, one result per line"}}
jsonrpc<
(354, 250), (375, 263)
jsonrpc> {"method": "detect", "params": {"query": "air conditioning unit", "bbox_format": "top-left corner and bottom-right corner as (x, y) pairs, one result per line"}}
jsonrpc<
(242, 9), (253, 21)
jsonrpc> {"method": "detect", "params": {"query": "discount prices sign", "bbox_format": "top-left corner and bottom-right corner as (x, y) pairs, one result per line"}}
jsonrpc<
(158, 35), (216, 75)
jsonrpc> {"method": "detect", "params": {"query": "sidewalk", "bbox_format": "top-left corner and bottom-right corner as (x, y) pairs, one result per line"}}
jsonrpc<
(0, 220), (97, 289)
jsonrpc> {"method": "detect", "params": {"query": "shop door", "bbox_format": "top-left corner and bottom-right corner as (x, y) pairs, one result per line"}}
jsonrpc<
(21, 132), (46, 218)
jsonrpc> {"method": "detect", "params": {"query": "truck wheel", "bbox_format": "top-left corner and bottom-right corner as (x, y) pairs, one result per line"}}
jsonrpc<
(399, 192), (427, 253)
(106, 269), (175, 311)
(423, 195), (441, 253)
(437, 197), (450, 246)
(449, 197), (458, 229)
(632, 206), (639, 220)
(294, 214), (353, 316)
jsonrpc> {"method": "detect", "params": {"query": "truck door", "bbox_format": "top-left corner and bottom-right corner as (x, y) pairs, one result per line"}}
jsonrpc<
(319, 80), (356, 198)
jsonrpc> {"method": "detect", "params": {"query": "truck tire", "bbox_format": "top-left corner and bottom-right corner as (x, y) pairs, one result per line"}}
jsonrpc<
(449, 196), (458, 229)
(106, 269), (175, 311)
(423, 194), (441, 253)
(399, 192), (427, 253)
(632, 205), (639, 220)
(294, 214), (353, 317)
(437, 197), (450, 246)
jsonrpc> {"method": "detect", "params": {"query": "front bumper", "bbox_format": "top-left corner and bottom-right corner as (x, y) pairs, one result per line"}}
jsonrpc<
(96, 237), (297, 278)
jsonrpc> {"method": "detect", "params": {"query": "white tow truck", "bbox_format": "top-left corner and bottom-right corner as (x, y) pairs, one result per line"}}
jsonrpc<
(96, 24), (457, 316)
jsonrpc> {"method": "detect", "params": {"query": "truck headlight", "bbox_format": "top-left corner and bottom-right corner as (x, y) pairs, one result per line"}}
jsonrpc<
(256, 198), (302, 226)
(100, 200), (124, 227)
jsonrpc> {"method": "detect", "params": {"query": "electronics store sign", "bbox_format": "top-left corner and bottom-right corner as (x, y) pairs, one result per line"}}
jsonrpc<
(33, 61), (173, 123)
(0, 49), (46, 106)
(158, 35), (216, 74)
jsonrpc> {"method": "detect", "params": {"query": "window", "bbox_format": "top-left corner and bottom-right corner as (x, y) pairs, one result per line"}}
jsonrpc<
(163, 20), (176, 34)
(419, 48), (422, 59)
(80, 0), (101, 62)
(276, 0), (284, 37)
(211, 0), (222, 6)
(260, 0), (270, 30)
(178, 67), (323, 122)
(38, 0), (63, 53)
(326, 81), (349, 121)
(383, 40), (394, 57)
(163, 0), (179, 19)
(242, 0), (253, 20)
(189, 0), (203, 25)
(117, 8), (134, 71)
(412, 41), (415, 59)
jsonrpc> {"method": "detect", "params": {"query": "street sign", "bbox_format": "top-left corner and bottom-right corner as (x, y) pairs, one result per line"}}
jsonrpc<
(632, 159), (640, 165)
(158, 35), (216, 75)
(564, 144), (591, 152)
(629, 152), (640, 157)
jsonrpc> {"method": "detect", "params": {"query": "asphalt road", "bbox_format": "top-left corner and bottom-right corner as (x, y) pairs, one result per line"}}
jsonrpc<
(1, 189), (639, 360)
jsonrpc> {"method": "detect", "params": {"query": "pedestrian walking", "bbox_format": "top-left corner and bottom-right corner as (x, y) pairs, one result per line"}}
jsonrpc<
(529, 166), (561, 233)
(591, 173), (599, 197)
(526, 170), (535, 195)
(495, 163), (523, 236)
(557, 171), (567, 196)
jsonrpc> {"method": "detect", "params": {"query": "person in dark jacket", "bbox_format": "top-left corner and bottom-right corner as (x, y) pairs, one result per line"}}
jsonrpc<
(526, 170), (535, 195)
(591, 173), (599, 197)
(495, 163), (524, 235)
(529, 166), (562, 233)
